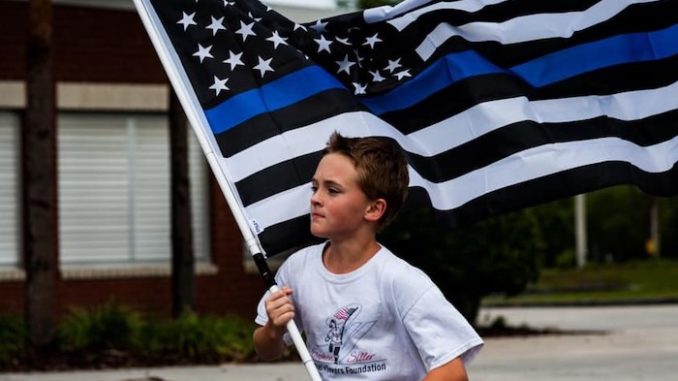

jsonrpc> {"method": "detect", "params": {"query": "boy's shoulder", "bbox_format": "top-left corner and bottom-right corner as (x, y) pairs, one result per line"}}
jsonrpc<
(377, 245), (441, 317)
(378, 245), (435, 289)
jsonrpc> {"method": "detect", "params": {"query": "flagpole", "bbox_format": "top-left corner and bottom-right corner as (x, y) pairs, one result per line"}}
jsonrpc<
(131, 2), (321, 380)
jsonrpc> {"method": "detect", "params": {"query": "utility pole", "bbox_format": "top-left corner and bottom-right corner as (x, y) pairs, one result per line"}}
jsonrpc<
(25, 0), (57, 350)
(575, 194), (588, 268)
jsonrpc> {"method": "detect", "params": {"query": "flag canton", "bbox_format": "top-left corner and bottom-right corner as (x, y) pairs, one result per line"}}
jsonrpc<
(151, 0), (421, 108)
(152, 0), (310, 109)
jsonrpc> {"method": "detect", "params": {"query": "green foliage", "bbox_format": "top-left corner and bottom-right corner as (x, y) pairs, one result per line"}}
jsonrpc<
(0, 314), (25, 365)
(659, 196), (678, 258)
(588, 186), (650, 262)
(586, 186), (678, 260)
(58, 301), (143, 352)
(0, 303), (256, 369)
(530, 198), (574, 267)
(143, 310), (255, 361)
(58, 302), (255, 361)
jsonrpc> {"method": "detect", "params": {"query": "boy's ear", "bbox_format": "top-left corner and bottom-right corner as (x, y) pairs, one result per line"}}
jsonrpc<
(364, 199), (387, 223)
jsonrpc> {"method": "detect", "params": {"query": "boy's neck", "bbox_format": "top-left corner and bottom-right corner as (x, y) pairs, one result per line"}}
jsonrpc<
(323, 235), (381, 275)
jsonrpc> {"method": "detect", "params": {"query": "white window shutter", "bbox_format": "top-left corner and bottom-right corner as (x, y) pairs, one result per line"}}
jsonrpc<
(188, 127), (210, 261)
(0, 112), (21, 267)
(132, 115), (171, 261)
(58, 113), (210, 265)
(58, 114), (131, 264)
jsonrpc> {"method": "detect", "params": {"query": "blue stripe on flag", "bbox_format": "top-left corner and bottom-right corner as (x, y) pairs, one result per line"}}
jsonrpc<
(360, 50), (504, 115)
(362, 24), (678, 115)
(361, 51), (502, 115)
(514, 23), (678, 87)
(205, 65), (346, 134)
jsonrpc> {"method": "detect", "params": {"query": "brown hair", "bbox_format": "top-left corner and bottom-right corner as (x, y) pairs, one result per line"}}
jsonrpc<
(325, 132), (409, 228)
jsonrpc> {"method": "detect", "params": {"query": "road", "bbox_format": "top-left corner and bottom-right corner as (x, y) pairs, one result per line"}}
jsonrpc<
(471, 305), (678, 381)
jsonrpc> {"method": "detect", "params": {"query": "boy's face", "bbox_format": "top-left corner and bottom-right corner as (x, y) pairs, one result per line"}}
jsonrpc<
(310, 153), (374, 240)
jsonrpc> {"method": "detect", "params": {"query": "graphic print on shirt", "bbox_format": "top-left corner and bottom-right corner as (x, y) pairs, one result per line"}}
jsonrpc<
(311, 304), (387, 376)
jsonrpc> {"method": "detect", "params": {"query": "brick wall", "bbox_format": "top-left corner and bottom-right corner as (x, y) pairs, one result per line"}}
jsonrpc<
(0, 1), (166, 83)
(0, 2), (27, 80)
(0, 1), (267, 321)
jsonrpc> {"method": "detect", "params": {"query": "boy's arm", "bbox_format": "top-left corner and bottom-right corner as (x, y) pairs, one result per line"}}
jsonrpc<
(252, 287), (295, 360)
(422, 357), (468, 381)
(253, 321), (287, 360)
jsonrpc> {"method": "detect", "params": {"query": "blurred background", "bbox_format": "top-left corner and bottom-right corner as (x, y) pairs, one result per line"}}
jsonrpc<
(1, 0), (676, 374)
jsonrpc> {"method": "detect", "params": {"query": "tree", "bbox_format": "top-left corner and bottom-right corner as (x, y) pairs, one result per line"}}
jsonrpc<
(659, 196), (678, 258)
(588, 186), (650, 262)
(379, 208), (540, 325)
(24, 0), (57, 350)
(169, 90), (195, 318)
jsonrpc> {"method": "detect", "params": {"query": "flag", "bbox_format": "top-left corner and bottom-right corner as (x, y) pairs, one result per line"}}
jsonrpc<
(134, 0), (678, 256)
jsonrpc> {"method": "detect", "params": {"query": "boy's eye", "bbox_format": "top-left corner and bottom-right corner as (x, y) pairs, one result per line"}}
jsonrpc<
(310, 185), (318, 192)
(328, 188), (340, 194)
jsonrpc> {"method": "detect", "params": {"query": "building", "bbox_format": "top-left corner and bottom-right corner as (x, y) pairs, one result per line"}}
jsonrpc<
(0, 0), (346, 319)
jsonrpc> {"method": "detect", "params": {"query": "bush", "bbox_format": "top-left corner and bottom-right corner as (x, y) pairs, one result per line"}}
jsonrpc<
(58, 301), (143, 352)
(143, 310), (255, 362)
(0, 314), (25, 365)
(0, 304), (257, 370)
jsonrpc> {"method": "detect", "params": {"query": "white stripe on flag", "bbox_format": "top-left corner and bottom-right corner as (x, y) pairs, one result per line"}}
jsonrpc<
(412, 80), (678, 154)
(418, 135), (678, 211)
(246, 135), (678, 232)
(415, 0), (658, 61)
(371, 0), (507, 31)
(363, 0), (440, 24)
(218, 112), (378, 182)
(222, 80), (678, 182)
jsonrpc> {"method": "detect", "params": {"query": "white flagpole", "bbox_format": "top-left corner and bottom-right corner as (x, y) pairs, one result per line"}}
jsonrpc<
(131, 1), (322, 380)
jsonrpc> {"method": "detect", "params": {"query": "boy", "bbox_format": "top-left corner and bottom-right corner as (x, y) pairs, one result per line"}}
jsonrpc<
(254, 132), (483, 380)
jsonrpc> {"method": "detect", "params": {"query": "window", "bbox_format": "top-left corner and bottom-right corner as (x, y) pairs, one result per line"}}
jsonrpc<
(57, 113), (209, 266)
(0, 112), (21, 268)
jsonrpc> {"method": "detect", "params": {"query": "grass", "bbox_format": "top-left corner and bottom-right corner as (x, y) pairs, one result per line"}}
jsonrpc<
(484, 258), (678, 306)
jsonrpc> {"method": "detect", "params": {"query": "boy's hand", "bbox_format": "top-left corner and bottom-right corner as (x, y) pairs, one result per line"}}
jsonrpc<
(253, 286), (295, 360)
(265, 286), (295, 332)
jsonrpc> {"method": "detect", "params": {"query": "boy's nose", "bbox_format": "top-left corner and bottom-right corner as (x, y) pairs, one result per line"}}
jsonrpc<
(310, 191), (321, 205)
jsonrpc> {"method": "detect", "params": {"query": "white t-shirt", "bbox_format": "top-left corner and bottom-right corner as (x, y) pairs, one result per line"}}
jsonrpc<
(256, 242), (483, 380)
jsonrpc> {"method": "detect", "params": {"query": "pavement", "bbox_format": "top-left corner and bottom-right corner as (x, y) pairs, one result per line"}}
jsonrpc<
(2, 305), (677, 381)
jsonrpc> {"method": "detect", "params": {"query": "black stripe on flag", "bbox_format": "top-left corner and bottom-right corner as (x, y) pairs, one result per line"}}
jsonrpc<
(414, 161), (678, 229)
(257, 215), (323, 257)
(215, 89), (365, 157)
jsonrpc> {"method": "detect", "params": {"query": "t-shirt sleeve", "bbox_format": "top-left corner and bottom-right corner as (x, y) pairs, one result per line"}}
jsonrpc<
(402, 285), (484, 371)
(254, 254), (304, 346)
(255, 289), (272, 327)
(254, 258), (290, 327)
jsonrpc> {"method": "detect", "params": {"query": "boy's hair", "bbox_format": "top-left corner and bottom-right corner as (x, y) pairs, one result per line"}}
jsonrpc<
(325, 132), (409, 228)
